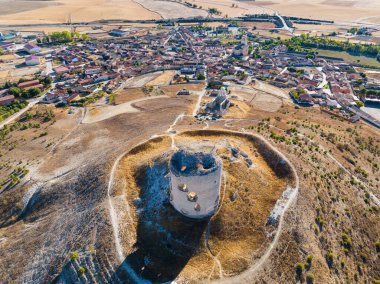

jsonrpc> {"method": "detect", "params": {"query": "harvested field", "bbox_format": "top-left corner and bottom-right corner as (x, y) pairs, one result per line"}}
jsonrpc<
(82, 96), (170, 123)
(1, 0), (380, 26)
(134, 0), (207, 19)
(0, 0), (160, 25)
(146, 70), (176, 86)
(113, 88), (146, 105)
(160, 83), (206, 94)
(230, 85), (283, 112)
(113, 130), (295, 282)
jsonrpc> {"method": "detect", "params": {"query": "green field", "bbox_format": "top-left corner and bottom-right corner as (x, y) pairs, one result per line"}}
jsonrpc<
(316, 49), (380, 68)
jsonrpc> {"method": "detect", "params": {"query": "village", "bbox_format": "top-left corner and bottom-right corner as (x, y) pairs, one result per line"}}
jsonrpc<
(1, 23), (380, 127)
(1, 16), (380, 284)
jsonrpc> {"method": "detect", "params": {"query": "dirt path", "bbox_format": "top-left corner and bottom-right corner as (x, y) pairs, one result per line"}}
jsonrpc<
(192, 90), (206, 116)
(214, 130), (300, 283)
(205, 172), (227, 280)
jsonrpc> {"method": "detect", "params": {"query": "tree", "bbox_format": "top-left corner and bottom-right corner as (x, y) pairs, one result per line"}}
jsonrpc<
(356, 101), (364, 108)
(197, 73), (205, 80)
(50, 31), (73, 43)
(24, 88), (41, 99)
(40, 76), (52, 86)
(8, 87), (21, 97)
(81, 34), (89, 41)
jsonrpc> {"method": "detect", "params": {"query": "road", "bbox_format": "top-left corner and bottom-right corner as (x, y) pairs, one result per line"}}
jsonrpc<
(275, 11), (294, 34)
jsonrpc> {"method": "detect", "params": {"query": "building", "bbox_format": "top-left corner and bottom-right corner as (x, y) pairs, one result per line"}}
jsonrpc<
(54, 66), (70, 75)
(168, 150), (222, 219)
(18, 80), (44, 90)
(25, 55), (40, 66)
(24, 43), (41, 54)
(109, 29), (128, 37)
(0, 95), (15, 106)
(204, 88), (231, 117)
(177, 88), (190, 96)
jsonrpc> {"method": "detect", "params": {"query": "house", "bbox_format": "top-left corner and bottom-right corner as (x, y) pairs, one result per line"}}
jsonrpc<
(54, 66), (70, 75)
(177, 88), (190, 95)
(0, 32), (17, 41)
(109, 30), (128, 37)
(0, 42), (15, 51)
(63, 93), (80, 103)
(85, 68), (101, 75)
(18, 80), (44, 90)
(25, 55), (40, 66)
(24, 43), (41, 54)
(0, 95), (15, 106)
(43, 92), (59, 104)
(298, 93), (314, 106)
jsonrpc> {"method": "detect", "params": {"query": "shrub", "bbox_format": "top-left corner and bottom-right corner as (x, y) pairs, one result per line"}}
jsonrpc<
(375, 241), (380, 253)
(77, 266), (86, 276)
(326, 251), (334, 268)
(305, 255), (313, 269)
(341, 234), (352, 250)
(70, 251), (79, 261)
(295, 262), (304, 276)
(306, 274), (314, 284)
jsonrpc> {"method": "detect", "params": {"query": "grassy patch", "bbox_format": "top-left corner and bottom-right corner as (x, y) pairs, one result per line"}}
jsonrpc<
(316, 49), (380, 68)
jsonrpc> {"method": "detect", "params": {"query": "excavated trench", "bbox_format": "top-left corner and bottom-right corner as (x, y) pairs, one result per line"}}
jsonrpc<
(114, 130), (297, 283)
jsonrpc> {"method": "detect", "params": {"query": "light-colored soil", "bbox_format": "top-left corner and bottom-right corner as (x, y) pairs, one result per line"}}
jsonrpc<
(146, 70), (176, 86)
(134, 0), (207, 19)
(1, 0), (380, 26)
(0, 57), (43, 84)
(82, 95), (170, 123)
(230, 85), (283, 112)
(114, 88), (146, 105)
(124, 72), (162, 88)
(0, 0), (160, 25)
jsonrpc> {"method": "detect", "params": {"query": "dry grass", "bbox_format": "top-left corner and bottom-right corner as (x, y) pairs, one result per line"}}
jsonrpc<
(146, 70), (176, 86)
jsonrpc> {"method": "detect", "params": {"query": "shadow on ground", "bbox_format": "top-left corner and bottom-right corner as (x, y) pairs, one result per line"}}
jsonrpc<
(114, 160), (208, 283)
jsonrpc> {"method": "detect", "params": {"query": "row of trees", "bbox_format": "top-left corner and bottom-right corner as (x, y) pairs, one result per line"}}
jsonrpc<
(37, 31), (88, 44)
(3, 76), (52, 99)
(0, 100), (28, 123)
(285, 34), (380, 62)
(8, 87), (41, 99)
(358, 88), (380, 97)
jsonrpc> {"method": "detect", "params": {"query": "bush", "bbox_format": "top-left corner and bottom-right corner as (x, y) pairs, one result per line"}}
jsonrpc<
(305, 255), (313, 269)
(8, 87), (21, 97)
(70, 251), (79, 261)
(306, 274), (314, 284)
(77, 266), (86, 276)
(341, 234), (352, 250)
(375, 241), (380, 253)
(295, 262), (304, 276)
(326, 251), (334, 268)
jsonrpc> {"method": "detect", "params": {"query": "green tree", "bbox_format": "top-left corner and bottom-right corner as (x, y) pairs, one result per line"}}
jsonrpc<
(356, 101), (364, 108)
(8, 87), (21, 97)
